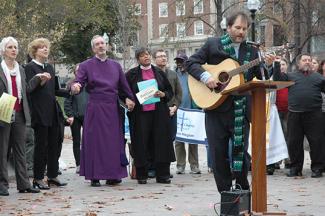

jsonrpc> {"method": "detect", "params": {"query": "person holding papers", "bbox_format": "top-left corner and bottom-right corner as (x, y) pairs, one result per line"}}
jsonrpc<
(126, 47), (175, 184)
(0, 37), (40, 196)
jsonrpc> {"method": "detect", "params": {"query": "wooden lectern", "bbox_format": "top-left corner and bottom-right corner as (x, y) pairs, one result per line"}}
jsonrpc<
(222, 80), (293, 215)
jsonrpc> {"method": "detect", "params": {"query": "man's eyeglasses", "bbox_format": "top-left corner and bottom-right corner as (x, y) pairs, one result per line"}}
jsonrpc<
(155, 55), (167, 58)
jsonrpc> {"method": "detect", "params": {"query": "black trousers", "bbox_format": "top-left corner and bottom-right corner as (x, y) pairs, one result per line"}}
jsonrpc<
(170, 113), (177, 141)
(70, 116), (84, 166)
(287, 111), (325, 171)
(136, 162), (170, 180)
(205, 110), (250, 193)
(33, 124), (59, 179)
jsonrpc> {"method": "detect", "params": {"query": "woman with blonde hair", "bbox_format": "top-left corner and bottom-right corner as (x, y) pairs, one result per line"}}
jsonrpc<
(25, 38), (68, 189)
(0, 36), (40, 195)
(311, 56), (320, 73)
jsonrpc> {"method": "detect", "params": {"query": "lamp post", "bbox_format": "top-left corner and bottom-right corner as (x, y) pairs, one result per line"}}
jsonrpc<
(247, 0), (260, 42)
(220, 17), (227, 35)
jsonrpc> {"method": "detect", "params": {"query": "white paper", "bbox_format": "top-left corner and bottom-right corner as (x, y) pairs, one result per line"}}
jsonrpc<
(136, 86), (157, 104)
(0, 93), (17, 123)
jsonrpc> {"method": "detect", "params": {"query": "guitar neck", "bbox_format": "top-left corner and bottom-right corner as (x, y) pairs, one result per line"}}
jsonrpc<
(228, 58), (261, 77)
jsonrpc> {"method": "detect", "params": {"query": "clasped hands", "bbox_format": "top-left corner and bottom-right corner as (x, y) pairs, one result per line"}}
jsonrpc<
(125, 98), (135, 112)
(70, 83), (82, 95)
(36, 72), (51, 85)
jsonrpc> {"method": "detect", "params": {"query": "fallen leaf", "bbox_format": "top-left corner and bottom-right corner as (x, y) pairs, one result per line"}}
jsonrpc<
(164, 204), (173, 210)
(93, 201), (106, 205)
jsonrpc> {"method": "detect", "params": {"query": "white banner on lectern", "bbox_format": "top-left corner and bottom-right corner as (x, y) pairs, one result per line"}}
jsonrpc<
(175, 108), (208, 145)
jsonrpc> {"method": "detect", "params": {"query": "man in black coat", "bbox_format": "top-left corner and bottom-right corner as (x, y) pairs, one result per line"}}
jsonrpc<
(185, 11), (276, 193)
(273, 53), (325, 178)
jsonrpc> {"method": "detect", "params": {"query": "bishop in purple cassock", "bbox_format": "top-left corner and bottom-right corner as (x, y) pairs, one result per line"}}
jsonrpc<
(72, 35), (134, 186)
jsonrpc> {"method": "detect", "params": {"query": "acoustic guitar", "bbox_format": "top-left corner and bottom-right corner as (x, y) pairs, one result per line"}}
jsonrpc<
(188, 46), (292, 110)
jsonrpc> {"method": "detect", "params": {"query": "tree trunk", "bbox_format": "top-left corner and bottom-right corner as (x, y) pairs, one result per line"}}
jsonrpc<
(306, 0), (313, 53)
(214, 0), (223, 36)
(293, 0), (301, 56)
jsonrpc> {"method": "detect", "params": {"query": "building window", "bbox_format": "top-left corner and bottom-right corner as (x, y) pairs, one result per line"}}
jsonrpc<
(134, 3), (141, 15)
(273, 25), (285, 46)
(176, 23), (186, 37)
(176, 0), (185, 16)
(194, 21), (203, 35)
(194, 0), (203, 14)
(159, 3), (168, 17)
(159, 24), (168, 38)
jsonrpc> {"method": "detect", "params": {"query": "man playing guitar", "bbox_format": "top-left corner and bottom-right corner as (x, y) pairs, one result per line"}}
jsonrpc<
(185, 11), (277, 193)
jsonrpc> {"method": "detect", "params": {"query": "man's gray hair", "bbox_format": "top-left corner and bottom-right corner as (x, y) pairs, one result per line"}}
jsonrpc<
(90, 35), (103, 48)
(0, 36), (18, 56)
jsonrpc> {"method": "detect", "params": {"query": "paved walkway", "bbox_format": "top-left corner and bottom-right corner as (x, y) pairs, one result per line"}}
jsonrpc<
(1, 136), (324, 216)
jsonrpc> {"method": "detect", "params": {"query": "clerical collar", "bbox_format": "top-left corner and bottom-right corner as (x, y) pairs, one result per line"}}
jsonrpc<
(95, 55), (108, 62)
(140, 65), (152, 70)
(32, 59), (45, 69)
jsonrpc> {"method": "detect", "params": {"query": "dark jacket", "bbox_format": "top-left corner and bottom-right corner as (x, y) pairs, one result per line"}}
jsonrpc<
(165, 68), (182, 107)
(64, 87), (88, 118)
(273, 63), (325, 112)
(0, 65), (40, 127)
(185, 37), (269, 119)
(126, 65), (173, 111)
(25, 61), (69, 127)
(125, 65), (175, 165)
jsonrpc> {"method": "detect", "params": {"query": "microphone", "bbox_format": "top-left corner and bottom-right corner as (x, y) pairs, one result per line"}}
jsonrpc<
(246, 41), (261, 47)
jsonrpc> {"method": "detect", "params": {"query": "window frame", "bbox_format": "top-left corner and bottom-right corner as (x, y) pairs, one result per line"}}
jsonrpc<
(159, 2), (168, 18)
(193, 0), (203, 15)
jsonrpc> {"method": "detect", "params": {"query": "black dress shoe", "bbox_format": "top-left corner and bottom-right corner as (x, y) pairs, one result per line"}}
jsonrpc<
(19, 187), (40, 193)
(48, 178), (68, 187)
(33, 180), (50, 190)
(284, 163), (291, 169)
(91, 180), (101, 187)
(106, 179), (122, 185)
(156, 178), (171, 184)
(0, 188), (9, 196)
(286, 169), (302, 177)
(137, 179), (147, 184)
(267, 165), (275, 175)
(311, 170), (323, 178)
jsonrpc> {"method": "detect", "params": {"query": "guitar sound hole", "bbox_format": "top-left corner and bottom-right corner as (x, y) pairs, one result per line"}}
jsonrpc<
(218, 71), (230, 84)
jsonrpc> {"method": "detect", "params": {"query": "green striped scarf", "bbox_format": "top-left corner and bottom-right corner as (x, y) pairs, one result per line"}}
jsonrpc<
(220, 34), (251, 173)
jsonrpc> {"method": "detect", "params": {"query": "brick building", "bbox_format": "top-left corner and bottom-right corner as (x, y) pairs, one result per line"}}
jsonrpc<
(132, 0), (221, 67)
(127, 0), (325, 68)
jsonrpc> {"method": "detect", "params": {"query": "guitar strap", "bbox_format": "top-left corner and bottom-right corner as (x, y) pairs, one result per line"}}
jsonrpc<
(220, 34), (252, 174)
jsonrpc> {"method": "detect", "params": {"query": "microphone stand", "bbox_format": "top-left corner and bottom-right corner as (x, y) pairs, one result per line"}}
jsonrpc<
(246, 41), (268, 80)
(257, 50), (267, 81)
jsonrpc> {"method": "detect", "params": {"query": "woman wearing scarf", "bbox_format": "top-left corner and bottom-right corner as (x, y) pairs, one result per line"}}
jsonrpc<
(0, 36), (41, 196)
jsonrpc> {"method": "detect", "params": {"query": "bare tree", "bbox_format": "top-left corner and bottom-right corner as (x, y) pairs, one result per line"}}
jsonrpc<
(114, 0), (140, 71)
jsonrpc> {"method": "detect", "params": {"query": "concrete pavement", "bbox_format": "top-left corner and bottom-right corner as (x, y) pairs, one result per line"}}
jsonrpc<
(1, 136), (324, 216)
